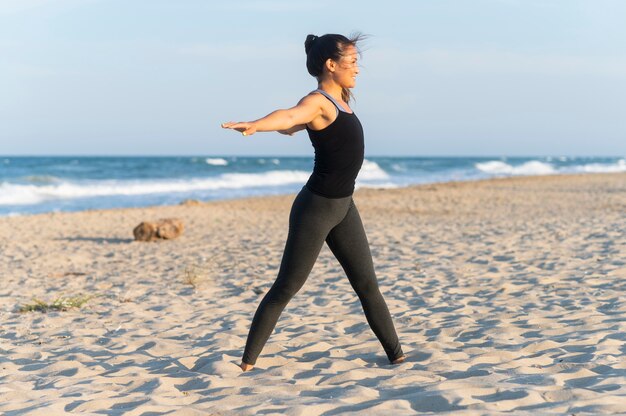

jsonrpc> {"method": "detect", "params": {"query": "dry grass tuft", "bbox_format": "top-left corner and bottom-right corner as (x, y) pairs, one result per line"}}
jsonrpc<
(19, 293), (98, 313)
(181, 265), (206, 289)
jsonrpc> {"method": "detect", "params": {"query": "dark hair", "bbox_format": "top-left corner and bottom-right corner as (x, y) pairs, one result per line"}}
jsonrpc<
(304, 32), (367, 104)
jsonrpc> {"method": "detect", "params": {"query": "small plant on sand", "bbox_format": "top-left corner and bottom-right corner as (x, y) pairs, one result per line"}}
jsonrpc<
(19, 293), (97, 313)
(180, 254), (219, 290)
(181, 265), (205, 289)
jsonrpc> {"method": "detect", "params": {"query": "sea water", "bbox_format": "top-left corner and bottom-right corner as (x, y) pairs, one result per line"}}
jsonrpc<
(0, 156), (624, 216)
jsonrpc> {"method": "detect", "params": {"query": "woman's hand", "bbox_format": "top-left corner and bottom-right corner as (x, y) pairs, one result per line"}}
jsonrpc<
(221, 94), (324, 136)
(221, 121), (257, 136)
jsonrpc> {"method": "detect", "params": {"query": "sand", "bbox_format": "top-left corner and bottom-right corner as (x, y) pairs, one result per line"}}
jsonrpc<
(1, 172), (625, 415)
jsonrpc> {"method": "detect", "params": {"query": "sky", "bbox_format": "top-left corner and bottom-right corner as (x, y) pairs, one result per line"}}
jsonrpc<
(1, 0), (625, 157)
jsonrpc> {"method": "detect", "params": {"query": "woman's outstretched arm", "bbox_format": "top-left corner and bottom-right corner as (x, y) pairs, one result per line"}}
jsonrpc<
(221, 94), (322, 136)
(278, 124), (306, 136)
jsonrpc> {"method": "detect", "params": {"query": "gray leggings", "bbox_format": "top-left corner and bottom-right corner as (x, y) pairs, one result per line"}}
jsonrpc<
(242, 185), (404, 365)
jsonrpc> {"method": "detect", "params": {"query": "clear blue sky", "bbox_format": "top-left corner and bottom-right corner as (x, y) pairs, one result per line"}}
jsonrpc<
(1, 0), (624, 156)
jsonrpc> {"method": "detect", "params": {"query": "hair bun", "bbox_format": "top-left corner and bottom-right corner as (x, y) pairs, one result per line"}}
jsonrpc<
(304, 34), (318, 55)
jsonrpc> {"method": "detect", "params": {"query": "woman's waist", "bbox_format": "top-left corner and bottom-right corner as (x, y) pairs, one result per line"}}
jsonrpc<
(303, 182), (354, 200)
(313, 154), (364, 175)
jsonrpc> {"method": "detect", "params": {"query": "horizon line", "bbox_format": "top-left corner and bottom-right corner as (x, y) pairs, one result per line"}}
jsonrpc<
(1, 154), (624, 158)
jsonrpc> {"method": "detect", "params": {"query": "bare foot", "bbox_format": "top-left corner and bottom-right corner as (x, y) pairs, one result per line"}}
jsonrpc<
(239, 361), (254, 372)
(391, 355), (406, 364)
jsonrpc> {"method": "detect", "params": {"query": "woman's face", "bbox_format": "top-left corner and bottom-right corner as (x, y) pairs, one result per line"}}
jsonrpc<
(332, 44), (359, 89)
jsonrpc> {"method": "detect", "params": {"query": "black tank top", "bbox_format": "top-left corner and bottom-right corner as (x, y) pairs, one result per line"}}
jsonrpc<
(305, 89), (365, 198)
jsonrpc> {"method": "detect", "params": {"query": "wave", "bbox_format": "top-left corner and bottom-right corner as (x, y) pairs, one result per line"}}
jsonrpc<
(390, 163), (407, 172)
(546, 156), (569, 162)
(572, 158), (626, 173)
(0, 170), (311, 206)
(5, 212), (23, 217)
(475, 160), (556, 175)
(257, 158), (281, 165)
(476, 158), (626, 176)
(205, 158), (229, 166)
(357, 159), (390, 180)
(2, 157), (622, 210)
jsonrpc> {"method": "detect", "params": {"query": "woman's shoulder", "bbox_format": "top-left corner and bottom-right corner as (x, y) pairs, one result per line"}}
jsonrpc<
(297, 90), (325, 103)
(303, 89), (328, 101)
(297, 90), (336, 112)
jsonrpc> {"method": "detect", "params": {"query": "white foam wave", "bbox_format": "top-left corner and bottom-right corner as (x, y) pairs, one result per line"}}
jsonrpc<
(391, 163), (407, 172)
(357, 159), (390, 180)
(0, 170), (310, 206)
(476, 158), (626, 176)
(257, 158), (281, 165)
(475, 160), (556, 175)
(205, 158), (229, 166)
(572, 159), (626, 173)
(5, 212), (23, 217)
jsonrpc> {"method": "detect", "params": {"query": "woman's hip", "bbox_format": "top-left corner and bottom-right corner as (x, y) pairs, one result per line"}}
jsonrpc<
(290, 185), (353, 230)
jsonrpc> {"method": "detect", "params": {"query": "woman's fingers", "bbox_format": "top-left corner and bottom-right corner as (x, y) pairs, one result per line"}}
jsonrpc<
(221, 122), (246, 128)
(221, 121), (255, 136)
(222, 122), (245, 130)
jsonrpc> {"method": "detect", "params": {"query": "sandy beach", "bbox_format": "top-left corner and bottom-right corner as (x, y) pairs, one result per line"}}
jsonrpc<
(1, 172), (625, 415)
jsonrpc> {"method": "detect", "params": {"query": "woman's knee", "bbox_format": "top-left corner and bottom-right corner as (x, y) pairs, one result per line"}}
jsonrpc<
(268, 281), (302, 304)
(352, 278), (380, 298)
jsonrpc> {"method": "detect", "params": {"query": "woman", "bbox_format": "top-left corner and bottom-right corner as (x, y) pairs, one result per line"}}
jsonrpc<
(222, 33), (406, 372)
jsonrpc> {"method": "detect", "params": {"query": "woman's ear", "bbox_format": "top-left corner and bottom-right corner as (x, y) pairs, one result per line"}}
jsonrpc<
(325, 58), (336, 73)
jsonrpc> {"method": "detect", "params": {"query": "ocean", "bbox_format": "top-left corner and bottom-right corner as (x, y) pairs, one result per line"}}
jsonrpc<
(0, 156), (624, 217)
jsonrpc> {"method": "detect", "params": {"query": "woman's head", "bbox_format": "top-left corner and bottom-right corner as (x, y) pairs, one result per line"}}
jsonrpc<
(304, 33), (366, 103)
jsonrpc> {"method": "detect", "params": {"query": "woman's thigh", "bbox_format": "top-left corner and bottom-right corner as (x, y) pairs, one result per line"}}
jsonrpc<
(324, 199), (378, 292)
(272, 187), (352, 291)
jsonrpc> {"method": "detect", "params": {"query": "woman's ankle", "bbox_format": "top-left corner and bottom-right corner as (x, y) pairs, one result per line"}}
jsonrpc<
(391, 355), (406, 364)
(240, 361), (254, 371)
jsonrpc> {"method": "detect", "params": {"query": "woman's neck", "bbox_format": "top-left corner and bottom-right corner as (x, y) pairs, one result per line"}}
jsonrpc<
(317, 81), (344, 101)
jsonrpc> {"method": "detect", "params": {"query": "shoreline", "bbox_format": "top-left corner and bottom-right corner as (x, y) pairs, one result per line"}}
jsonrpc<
(1, 170), (623, 220)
